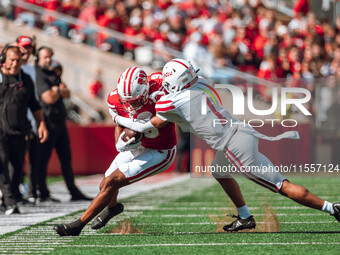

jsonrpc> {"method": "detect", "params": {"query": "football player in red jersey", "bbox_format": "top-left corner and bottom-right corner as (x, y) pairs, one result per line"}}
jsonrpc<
(54, 67), (177, 236)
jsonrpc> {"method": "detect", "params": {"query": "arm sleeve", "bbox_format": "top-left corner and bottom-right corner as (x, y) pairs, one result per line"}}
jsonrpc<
(154, 99), (175, 122)
(116, 116), (156, 133)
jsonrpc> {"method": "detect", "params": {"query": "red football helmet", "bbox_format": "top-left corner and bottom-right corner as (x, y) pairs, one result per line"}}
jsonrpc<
(117, 67), (149, 111)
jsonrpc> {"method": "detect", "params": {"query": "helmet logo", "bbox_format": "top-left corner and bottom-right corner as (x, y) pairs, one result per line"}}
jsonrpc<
(164, 71), (173, 78)
(137, 70), (147, 84)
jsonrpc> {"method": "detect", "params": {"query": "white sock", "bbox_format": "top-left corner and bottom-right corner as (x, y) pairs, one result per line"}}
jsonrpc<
(322, 201), (334, 214)
(237, 205), (251, 219)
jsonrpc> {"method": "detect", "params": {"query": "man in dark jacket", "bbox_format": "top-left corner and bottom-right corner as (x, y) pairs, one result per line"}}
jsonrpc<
(0, 46), (48, 214)
(35, 46), (90, 201)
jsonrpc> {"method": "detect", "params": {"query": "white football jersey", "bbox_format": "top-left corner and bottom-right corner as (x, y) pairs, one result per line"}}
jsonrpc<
(155, 77), (238, 150)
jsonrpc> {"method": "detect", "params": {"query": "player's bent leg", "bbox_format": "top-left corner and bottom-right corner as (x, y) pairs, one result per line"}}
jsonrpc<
(81, 169), (129, 223)
(212, 151), (247, 208)
(279, 180), (323, 209)
(221, 134), (283, 231)
(279, 180), (340, 222)
(214, 175), (246, 208)
(213, 174), (256, 231)
(246, 148), (340, 222)
(54, 169), (129, 236)
(224, 131), (340, 223)
(91, 189), (124, 230)
(212, 151), (255, 232)
(91, 147), (176, 230)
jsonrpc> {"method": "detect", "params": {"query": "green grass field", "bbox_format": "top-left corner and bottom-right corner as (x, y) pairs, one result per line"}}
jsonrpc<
(1, 176), (339, 254)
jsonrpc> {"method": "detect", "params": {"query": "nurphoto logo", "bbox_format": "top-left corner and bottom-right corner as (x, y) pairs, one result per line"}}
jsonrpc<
(201, 84), (312, 128)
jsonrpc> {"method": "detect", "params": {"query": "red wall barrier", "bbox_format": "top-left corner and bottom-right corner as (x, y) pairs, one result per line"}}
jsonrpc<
(45, 122), (311, 175)
(47, 123), (117, 175)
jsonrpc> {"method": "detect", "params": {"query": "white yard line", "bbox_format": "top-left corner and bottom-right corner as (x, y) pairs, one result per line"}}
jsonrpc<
(122, 221), (335, 225)
(137, 213), (327, 218)
(118, 206), (331, 210)
(60, 242), (340, 248)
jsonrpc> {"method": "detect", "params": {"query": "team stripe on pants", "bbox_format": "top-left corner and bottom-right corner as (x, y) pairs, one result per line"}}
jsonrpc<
(224, 147), (279, 193)
(127, 148), (176, 183)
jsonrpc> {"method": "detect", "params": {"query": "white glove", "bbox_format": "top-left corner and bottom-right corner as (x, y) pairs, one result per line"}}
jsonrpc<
(115, 131), (141, 152)
(149, 90), (165, 103)
(125, 140), (142, 151)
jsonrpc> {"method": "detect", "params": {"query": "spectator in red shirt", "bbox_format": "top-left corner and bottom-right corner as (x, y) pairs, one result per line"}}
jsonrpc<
(287, 46), (300, 70)
(40, 0), (69, 37)
(115, 1), (129, 27)
(76, 0), (101, 46)
(88, 69), (104, 98)
(141, 15), (159, 42)
(252, 24), (268, 65)
(50, 0), (81, 38)
(96, 7), (122, 53)
(123, 16), (144, 60)
(155, 0), (172, 10)
(41, 0), (59, 24)
(293, 0), (309, 17)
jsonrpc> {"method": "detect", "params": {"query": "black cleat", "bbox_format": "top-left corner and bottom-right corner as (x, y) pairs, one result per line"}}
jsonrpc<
(91, 203), (124, 230)
(223, 215), (256, 232)
(54, 224), (82, 236)
(333, 202), (340, 222)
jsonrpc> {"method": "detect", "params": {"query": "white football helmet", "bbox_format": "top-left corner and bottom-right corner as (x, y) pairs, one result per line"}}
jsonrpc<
(117, 67), (149, 110)
(162, 58), (197, 93)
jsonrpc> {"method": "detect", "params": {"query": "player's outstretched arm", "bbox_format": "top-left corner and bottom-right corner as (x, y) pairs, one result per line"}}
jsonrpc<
(115, 115), (167, 133)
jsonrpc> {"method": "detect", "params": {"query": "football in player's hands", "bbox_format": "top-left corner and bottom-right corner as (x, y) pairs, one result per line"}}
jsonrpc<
(122, 128), (144, 144)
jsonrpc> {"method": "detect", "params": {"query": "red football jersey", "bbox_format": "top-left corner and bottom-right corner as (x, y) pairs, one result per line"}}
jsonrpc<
(107, 72), (177, 150)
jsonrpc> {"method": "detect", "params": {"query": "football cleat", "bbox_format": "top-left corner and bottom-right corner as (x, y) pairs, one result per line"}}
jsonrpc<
(91, 203), (124, 230)
(5, 205), (20, 215)
(223, 215), (256, 232)
(54, 224), (82, 236)
(332, 202), (340, 222)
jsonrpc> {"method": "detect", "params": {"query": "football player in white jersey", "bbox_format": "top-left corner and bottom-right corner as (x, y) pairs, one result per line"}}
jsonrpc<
(112, 58), (340, 230)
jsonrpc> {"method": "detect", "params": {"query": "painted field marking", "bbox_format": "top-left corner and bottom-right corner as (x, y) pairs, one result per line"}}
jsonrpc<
(137, 213), (327, 218)
(60, 242), (340, 248)
(126, 221), (336, 225)
(129, 206), (336, 210)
